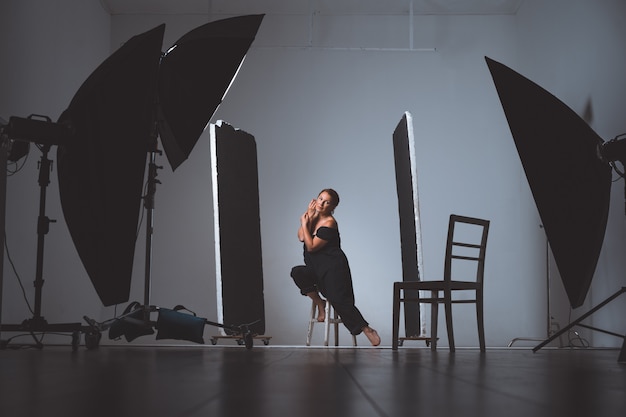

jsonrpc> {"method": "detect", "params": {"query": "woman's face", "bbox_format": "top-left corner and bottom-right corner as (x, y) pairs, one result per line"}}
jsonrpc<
(316, 192), (335, 214)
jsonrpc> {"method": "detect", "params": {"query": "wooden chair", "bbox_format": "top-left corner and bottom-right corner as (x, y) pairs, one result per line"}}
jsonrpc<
(306, 300), (357, 347)
(392, 214), (490, 351)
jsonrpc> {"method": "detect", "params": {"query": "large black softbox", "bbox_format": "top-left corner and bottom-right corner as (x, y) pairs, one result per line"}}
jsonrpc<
(55, 14), (264, 307)
(158, 14), (264, 171)
(57, 25), (165, 306)
(485, 56), (612, 308)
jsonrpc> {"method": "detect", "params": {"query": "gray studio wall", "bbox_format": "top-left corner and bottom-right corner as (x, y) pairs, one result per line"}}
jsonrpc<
(1, 0), (625, 348)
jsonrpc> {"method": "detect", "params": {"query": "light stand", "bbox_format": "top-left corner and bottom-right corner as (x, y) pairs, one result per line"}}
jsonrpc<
(83, 132), (258, 349)
(89, 135), (163, 340)
(486, 56), (626, 362)
(508, 226), (563, 347)
(84, 146), (258, 347)
(82, 15), (267, 348)
(533, 135), (626, 361)
(0, 117), (96, 349)
(142, 136), (161, 321)
(533, 287), (626, 362)
(3, 15), (265, 349)
(0, 128), (6, 344)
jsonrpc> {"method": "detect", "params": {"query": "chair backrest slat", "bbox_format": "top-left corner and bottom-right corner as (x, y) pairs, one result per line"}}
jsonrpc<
(453, 242), (482, 249)
(444, 214), (490, 284)
(451, 255), (480, 262)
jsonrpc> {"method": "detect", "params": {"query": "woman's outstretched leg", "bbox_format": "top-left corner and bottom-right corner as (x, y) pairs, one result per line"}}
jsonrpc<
(362, 326), (381, 346)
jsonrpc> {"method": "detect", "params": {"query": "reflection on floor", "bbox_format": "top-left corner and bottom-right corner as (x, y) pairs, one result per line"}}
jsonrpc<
(0, 345), (624, 417)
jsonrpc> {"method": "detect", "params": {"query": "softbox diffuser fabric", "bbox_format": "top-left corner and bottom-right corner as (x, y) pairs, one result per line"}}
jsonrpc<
(57, 25), (165, 306)
(158, 14), (264, 171)
(210, 121), (265, 336)
(485, 56), (611, 308)
(392, 112), (425, 337)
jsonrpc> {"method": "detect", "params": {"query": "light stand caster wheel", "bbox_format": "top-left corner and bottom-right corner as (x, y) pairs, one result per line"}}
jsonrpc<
(85, 331), (101, 350)
(71, 331), (81, 351)
(243, 332), (254, 349)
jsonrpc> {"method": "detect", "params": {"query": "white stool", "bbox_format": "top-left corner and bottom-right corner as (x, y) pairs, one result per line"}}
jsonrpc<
(306, 300), (357, 346)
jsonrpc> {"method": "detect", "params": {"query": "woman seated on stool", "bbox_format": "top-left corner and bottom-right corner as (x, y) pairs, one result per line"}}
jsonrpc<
(290, 188), (380, 346)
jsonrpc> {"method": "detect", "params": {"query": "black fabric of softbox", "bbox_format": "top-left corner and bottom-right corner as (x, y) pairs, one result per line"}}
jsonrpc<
(392, 113), (422, 337)
(158, 14), (264, 171)
(55, 15), (263, 307)
(485, 56), (611, 308)
(57, 25), (165, 306)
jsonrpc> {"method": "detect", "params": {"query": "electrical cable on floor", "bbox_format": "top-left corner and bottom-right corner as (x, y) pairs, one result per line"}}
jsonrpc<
(4, 231), (34, 315)
(566, 309), (590, 348)
(1, 331), (76, 350)
(567, 330), (590, 348)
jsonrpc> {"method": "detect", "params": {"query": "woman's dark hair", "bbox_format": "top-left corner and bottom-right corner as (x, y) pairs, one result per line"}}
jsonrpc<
(319, 188), (340, 209)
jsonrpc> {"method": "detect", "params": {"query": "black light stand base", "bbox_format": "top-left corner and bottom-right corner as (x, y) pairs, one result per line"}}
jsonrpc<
(533, 287), (626, 362)
(0, 318), (98, 351)
(205, 318), (259, 350)
(0, 141), (101, 351)
(210, 334), (272, 346)
(84, 303), (260, 350)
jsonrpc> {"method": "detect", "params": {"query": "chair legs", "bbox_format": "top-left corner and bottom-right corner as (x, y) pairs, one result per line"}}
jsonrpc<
(429, 293), (439, 352)
(392, 283), (438, 351)
(306, 301), (317, 346)
(476, 291), (485, 352)
(393, 295), (452, 352)
(392, 282), (401, 350)
(393, 285), (484, 351)
(444, 290), (455, 352)
(307, 300), (356, 347)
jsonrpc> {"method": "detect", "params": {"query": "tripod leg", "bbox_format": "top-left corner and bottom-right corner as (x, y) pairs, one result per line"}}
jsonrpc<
(533, 287), (626, 353)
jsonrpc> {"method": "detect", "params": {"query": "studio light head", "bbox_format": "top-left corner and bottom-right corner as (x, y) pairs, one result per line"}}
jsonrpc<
(1, 114), (71, 162)
(5, 115), (70, 147)
(600, 134), (626, 167)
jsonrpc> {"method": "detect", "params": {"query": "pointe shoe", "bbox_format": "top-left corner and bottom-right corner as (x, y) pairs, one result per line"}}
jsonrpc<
(363, 327), (381, 346)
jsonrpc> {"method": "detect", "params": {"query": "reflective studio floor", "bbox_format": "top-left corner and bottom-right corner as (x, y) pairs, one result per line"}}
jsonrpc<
(0, 344), (625, 417)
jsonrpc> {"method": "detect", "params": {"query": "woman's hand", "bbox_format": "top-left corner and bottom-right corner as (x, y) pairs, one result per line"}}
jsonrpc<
(297, 198), (317, 243)
(306, 199), (317, 219)
(300, 211), (311, 228)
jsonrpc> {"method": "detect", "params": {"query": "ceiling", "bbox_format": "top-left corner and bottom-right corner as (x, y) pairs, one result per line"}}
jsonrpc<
(100, 0), (525, 16)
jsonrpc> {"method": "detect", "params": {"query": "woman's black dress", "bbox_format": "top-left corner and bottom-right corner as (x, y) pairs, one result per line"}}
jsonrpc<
(291, 226), (368, 335)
